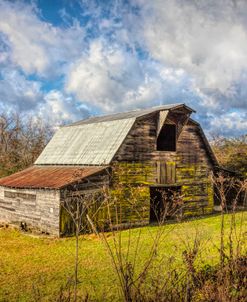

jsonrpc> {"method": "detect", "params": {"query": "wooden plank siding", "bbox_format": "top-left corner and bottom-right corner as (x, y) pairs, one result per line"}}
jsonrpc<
(112, 111), (215, 222)
(59, 171), (110, 235)
(0, 186), (60, 236)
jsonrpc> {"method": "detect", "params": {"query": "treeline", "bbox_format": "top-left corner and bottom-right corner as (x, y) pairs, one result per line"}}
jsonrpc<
(211, 135), (247, 177)
(0, 112), (53, 177)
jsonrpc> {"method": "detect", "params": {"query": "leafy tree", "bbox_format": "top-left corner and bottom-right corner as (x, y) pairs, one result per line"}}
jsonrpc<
(211, 135), (247, 177)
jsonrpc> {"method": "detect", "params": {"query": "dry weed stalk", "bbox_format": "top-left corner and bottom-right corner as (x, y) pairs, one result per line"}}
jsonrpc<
(60, 167), (246, 302)
(87, 167), (184, 302)
(61, 170), (110, 302)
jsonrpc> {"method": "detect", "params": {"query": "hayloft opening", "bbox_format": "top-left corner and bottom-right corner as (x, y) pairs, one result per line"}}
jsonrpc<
(157, 124), (176, 151)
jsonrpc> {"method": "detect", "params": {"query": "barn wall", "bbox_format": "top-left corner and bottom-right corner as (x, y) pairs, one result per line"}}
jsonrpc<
(59, 170), (150, 234)
(113, 113), (215, 219)
(110, 163), (153, 225)
(59, 172), (110, 235)
(0, 186), (60, 236)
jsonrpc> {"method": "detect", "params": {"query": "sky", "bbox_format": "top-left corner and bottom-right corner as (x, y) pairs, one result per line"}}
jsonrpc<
(0, 0), (246, 136)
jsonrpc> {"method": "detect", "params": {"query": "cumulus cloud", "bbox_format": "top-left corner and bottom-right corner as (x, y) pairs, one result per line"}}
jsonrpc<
(0, 0), (246, 136)
(209, 111), (247, 136)
(0, 1), (85, 76)
(0, 69), (43, 110)
(134, 0), (247, 110)
(65, 38), (206, 116)
(37, 90), (90, 126)
(0, 0), (89, 125)
(0, 70), (89, 127)
(66, 39), (164, 112)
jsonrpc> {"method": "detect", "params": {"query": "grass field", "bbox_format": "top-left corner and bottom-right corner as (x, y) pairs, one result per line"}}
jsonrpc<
(0, 212), (246, 301)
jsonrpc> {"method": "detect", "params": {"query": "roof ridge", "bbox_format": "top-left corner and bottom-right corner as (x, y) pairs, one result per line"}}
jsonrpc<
(65, 103), (186, 127)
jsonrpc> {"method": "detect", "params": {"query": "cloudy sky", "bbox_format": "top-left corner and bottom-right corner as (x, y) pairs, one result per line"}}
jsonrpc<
(0, 0), (246, 136)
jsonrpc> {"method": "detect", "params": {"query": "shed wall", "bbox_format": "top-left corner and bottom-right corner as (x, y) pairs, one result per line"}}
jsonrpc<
(0, 186), (60, 236)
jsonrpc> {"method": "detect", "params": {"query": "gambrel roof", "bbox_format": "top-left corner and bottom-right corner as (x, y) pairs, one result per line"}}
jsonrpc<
(68, 103), (194, 125)
(36, 103), (194, 166)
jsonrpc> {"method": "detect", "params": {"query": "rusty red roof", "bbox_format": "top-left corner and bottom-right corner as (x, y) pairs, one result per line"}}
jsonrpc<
(0, 166), (107, 189)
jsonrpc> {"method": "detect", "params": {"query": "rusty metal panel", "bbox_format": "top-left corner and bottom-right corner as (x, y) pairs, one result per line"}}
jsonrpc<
(0, 166), (107, 189)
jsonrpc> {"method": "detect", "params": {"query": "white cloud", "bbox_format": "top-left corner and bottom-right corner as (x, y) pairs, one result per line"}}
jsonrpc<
(209, 111), (247, 136)
(66, 39), (164, 112)
(0, 1), (89, 126)
(37, 90), (89, 126)
(0, 1), (85, 76)
(135, 0), (247, 92)
(93, 0), (246, 136)
(0, 69), (43, 110)
(0, 70), (88, 126)
(0, 0), (246, 136)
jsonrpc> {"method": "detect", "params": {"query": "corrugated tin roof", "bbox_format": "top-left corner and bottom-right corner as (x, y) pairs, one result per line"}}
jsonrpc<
(35, 118), (136, 165)
(35, 103), (195, 166)
(68, 103), (192, 126)
(0, 166), (107, 189)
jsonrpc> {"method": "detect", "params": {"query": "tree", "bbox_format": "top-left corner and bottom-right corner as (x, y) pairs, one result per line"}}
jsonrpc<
(211, 134), (247, 177)
(0, 111), (53, 177)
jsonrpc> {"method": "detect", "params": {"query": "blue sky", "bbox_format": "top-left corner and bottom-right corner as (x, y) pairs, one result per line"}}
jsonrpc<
(0, 0), (246, 136)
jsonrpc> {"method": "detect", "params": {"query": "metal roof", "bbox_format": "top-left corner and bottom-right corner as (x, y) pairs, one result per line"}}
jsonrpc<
(68, 103), (193, 126)
(0, 166), (107, 189)
(35, 103), (195, 166)
(35, 118), (136, 165)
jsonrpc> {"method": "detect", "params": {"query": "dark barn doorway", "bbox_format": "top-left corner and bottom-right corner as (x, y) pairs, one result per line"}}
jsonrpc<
(150, 186), (182, 222)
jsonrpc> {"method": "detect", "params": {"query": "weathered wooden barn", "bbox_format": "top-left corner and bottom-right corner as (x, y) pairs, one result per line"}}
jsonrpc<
(0, 104), (219, 236)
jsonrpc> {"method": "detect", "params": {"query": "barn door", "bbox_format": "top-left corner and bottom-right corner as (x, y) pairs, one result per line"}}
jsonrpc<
(157, 161), (176, 184)
(150, 186), (181, 222)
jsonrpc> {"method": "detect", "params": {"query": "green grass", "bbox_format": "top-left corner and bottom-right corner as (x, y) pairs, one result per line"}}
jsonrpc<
(0, 212), (246, 301)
